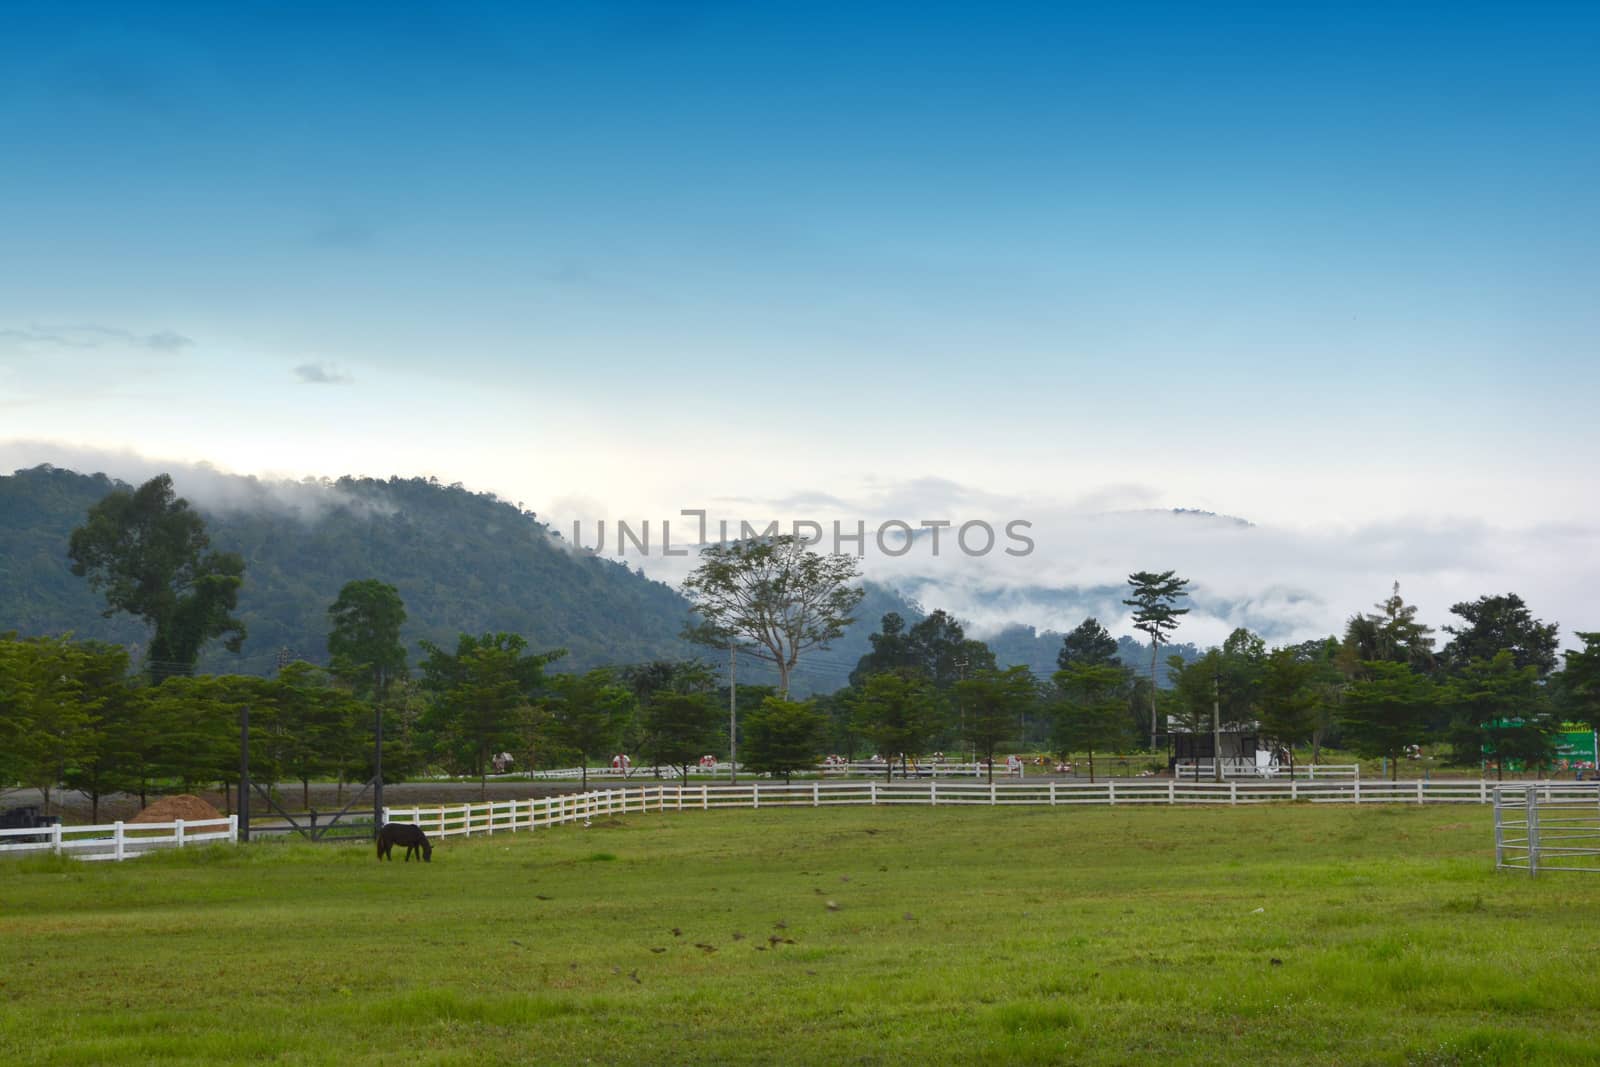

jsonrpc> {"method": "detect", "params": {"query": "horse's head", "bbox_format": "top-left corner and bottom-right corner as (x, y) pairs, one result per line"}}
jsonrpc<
(421, 839), (433, 862)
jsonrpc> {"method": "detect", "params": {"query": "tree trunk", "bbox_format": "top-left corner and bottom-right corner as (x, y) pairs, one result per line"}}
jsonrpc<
(1088, 747), (1095, 784)
(1149, 641), (1159, 751)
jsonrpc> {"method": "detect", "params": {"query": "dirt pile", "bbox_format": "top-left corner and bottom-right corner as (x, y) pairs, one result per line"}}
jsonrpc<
(129, 794), (226, 827)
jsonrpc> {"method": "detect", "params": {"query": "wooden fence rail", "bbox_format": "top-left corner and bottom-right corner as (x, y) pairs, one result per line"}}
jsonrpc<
(0, 816), (237, 862)
(384, 779), (1600, 840)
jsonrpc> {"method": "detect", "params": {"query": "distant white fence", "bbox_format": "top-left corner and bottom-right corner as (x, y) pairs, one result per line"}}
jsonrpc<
(385, 779), (1600, 839)
(502, 761), (1014, 782)
(0, 817), (237, 862)
(1494, 786), (1600, 875)
(1172, 761), (1358, 780)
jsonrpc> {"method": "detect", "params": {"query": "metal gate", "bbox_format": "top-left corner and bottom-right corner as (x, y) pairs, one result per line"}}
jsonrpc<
(1494, 785), (1600, 875)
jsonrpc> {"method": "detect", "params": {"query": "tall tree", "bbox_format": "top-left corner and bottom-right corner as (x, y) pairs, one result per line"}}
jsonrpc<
(1124, 570), (1190, 750)
(1057, 617), (1122, 671)
(1341, 582), (1435, 675)
(1562, 633), (1600, 732)
(419, 632), (562, 794)
(1339, 661), (1439, 780)
(547, 669), (635, 788)
(640, 691), (721, 779)
(1440, 593), (1560, 677)
(682, 534), (864, 697)
(1255, 648), (1321, 777)
(60, 640), (141, 821)
(1051, 662), (1131, 782)
(0, 635), (99, 814)
(954, 666), (1037, 782)
(851, 672), (943, 780)
(327, 580), (409, 702)
(68, 474), (246, 679)
(267, 661), (365, 808)
(1444, 651), (1558, 780)
(906, 610), (996, 690)
(848, 612), (918, 686)
(742, 697), (828, 783)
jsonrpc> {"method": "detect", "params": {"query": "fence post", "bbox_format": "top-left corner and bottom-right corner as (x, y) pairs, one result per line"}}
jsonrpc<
(871, 781), (878, 806)
(703, 783), (709, 810)
(1526, 788), (1540, 878)
(1492, 788), (1504, 868)
(51, 821), (63, 855)
(113, 821), (125, 862)
(1416, 780), (1424, 805)
(175, 819), (186, 849)
(1354, 778), (1362, 805)
(1230, 782), (1238, 806)
(1049, 781), (1056, 807)
(753, 782), (760, 810)
(930, 781), (938, 807)
(1290, 778), (1298, 802)
(1108, 781), (1116, 806)
(990, 781), (996, 806)
(1167, 780), (1175, 805)
(814, 781), (820, 808)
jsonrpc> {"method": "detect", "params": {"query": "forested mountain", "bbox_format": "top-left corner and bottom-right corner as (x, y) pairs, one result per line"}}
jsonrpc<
(2, 465), (934, 694)
(1, 464), (1194, 693)
(1, 465), (700, 677)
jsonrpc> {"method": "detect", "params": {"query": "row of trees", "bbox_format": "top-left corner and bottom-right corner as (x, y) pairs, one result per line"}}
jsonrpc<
(1162, 586), (1600, 779)
(9, 473), (1600, 809)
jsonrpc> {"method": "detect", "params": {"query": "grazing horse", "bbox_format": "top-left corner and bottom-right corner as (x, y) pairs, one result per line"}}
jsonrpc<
(376, 823), (433, 863)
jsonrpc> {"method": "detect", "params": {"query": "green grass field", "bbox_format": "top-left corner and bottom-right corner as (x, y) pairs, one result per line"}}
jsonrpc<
(3, 804), (1599, 1065)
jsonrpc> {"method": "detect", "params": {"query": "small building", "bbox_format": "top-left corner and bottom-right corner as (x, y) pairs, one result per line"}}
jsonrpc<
(1165, 721), (1273, 777)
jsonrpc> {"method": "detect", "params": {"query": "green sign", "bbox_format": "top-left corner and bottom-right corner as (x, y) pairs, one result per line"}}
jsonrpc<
(1555, 723), (1597, 767)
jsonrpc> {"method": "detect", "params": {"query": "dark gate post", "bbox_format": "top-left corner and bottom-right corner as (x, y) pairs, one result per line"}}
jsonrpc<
(238, 703), (251, 842)
(373, 700), (384, 838)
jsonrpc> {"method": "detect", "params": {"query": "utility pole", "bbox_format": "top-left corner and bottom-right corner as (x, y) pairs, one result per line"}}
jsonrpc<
(956, 655), (970, 761)
(728, 642), (738, 783)
(1212, 669), (1223, 783)
(373, 667), (385, 835)
(238, 703), (251, 842)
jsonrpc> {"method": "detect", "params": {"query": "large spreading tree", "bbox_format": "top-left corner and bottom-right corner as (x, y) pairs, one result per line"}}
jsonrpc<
(68, 474), (246, 680)
(1439, 593), (1559, 677)
(682, 534), (864, 698)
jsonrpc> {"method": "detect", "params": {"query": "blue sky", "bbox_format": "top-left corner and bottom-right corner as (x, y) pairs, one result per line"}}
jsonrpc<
(3, 2), (1597, 638)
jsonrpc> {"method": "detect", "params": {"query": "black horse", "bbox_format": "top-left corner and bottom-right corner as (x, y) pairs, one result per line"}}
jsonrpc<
(376, 823), (433, 862)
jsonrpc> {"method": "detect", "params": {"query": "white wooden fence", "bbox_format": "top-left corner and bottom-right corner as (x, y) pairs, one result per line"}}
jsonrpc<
(0, 816), (237, 862)
(1494, 785), (1600, 875)
(384, 779), (1600, 839)
(1172, 761), (1358, 780)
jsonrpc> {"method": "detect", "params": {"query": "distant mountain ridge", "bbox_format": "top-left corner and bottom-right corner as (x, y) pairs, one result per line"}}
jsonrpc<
(0, 464), (1196, 691)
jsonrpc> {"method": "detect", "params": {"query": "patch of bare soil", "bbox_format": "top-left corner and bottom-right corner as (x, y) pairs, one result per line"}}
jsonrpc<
(129, 794), (226, 828)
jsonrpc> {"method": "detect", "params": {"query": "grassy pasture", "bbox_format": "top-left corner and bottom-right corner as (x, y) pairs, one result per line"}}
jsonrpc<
(2, 804), (1599, 1065)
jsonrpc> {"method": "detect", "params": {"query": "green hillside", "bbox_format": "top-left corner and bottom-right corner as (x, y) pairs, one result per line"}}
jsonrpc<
(1, 465), (698, 676)
(0, 465), (931, 694)
(1, 465), (1192, 693)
